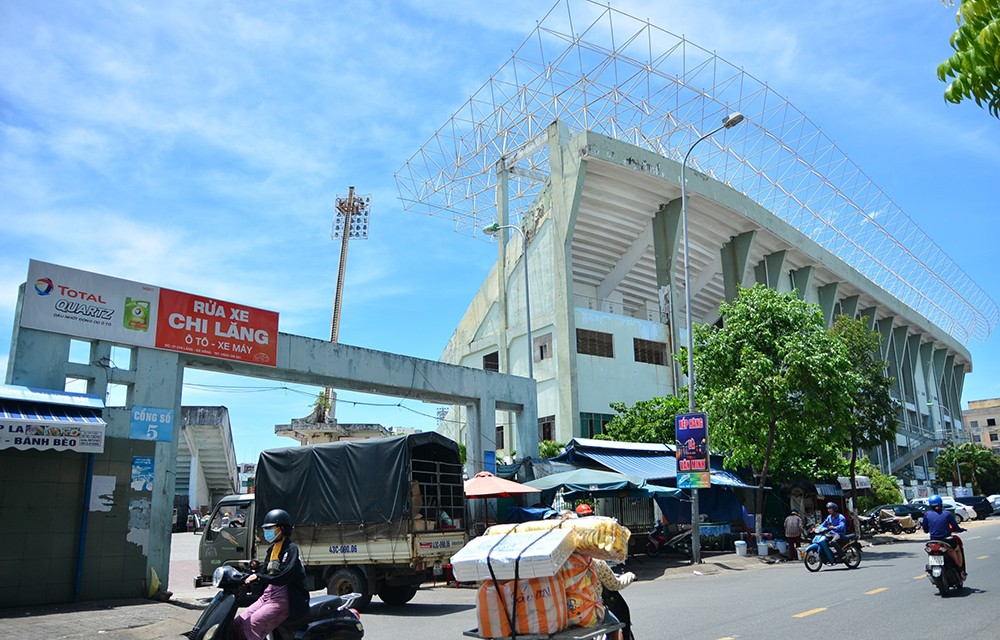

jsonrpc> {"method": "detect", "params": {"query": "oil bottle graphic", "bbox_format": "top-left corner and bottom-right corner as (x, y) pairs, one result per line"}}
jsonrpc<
(123, 297), (151, 331)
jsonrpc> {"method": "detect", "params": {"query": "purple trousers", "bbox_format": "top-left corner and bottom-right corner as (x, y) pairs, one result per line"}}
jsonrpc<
(234, 584), (289, 640)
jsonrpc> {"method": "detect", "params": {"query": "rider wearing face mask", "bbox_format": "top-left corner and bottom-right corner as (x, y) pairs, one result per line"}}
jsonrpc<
(234, 508), (310, 640)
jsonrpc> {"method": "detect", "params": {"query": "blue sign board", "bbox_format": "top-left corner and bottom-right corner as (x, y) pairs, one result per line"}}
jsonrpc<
(129, 406), (174, 442)
(676, 411), (710, 489)
(484, 450), (496, 474)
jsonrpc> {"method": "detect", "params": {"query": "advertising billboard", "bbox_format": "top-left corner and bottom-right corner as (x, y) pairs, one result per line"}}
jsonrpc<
(21, 260), (278, 367)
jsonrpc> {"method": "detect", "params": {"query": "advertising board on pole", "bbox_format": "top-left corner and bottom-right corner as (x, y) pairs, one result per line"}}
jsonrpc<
(676, 411), (710, 489)
(21, 260), (278, 367)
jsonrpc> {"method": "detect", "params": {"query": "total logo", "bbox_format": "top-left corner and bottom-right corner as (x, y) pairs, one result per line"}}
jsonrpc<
(34, 278), (54, 296)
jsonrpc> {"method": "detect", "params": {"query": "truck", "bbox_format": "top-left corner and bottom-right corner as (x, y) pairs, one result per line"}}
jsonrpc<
(196, 431), (467, 608)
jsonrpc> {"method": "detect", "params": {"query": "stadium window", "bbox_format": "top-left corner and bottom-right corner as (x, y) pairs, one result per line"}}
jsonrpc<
(988, 418), (997, 427)
(991, 433), (999, 443)
(483, 351), (499, 372)
(495, 425), (505, 450)
(580, 412), (614, 438)
(538, 415), (555, 441)
(577, 329), (614, 358)
(534, 333), (553, 362)
(633, 338), (667, 365)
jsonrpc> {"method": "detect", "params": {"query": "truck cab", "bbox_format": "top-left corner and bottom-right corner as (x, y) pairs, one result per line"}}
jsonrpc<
(196, 494), (254, 586)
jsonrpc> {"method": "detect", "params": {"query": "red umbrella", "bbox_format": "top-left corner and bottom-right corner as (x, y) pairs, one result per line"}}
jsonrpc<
(464, 471), (541, 499)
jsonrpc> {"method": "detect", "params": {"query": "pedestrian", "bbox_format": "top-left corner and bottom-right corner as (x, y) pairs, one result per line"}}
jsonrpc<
(783, 509), (804, 560)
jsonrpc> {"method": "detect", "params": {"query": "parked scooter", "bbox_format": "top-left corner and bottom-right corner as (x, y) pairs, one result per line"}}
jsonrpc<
(184, 565), (364, 640)
(802, 525), (861, 572)
(644, 521), (692, 557)
(925, 536), (965, 597)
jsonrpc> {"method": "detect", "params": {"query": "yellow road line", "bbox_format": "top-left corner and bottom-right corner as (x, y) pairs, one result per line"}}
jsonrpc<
(865, 587), (888, 595)
(794, 608), (827, 618)
(913, 574), (926, 580)
(977, 555), (989, 560)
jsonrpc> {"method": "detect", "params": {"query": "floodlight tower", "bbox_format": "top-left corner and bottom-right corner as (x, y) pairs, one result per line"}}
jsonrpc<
(323, 186), (371, 421)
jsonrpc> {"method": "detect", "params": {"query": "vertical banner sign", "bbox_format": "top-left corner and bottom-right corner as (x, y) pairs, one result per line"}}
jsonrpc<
(676, 412), (710, 489)
(129, 406), (175, 442)
(483, 450), (497, 474)
(155, 289), (278, 366)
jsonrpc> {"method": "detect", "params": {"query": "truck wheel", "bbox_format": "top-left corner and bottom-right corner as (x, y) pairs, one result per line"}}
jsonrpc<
(378, 585), (418, 605)
(327, 568), (372, 610)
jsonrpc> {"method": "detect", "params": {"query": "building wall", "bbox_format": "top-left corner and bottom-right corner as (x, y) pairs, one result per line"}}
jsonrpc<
(967, 398), (1000, 453)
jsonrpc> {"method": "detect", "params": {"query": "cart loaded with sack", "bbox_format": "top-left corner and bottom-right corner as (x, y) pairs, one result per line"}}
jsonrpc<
(450, 515), (636, 640)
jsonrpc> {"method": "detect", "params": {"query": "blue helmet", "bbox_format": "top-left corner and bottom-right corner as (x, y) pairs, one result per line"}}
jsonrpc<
(928, 494), (943, 507)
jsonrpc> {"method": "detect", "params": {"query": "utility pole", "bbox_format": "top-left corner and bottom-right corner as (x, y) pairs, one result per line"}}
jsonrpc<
(323, 186), (371, 421)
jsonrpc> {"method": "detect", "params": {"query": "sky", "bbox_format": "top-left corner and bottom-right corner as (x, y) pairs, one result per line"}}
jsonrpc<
(2, 1), (998, 464)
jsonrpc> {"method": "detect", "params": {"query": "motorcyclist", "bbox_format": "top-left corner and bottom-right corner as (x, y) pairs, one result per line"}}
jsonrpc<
(921, 494), (967, 580)
(233, 508), (309, 640)
(820, 502), (847, 557)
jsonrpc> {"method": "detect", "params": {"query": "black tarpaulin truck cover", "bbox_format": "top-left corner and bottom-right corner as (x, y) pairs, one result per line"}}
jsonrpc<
(254, 431), (460, 527)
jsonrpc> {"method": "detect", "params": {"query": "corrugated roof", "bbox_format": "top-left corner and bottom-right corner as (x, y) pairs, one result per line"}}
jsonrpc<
(0, 383), (104, 409)
(573, 450), (677, 482)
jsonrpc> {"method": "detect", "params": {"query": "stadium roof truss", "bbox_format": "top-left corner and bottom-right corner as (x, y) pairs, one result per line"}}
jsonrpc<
(395, 0), (997, 346)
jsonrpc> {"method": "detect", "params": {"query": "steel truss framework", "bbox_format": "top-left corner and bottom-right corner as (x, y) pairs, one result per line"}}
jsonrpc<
(395, 0), (997, 346)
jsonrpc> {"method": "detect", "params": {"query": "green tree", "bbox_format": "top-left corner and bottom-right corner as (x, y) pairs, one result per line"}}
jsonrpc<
(939, 0), (1000, 118)
(596, 395), (688, 444)
(934, 443), (963, 485)
(852, 457), (903, 512)
(973, 451), (1000, 494)
(956, 442), (997, 492)
(829, 315), (898, 530)
(691, 285), (854, 539)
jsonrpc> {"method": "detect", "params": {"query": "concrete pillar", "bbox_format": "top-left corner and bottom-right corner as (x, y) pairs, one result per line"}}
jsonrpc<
(720, 230), (756, 302)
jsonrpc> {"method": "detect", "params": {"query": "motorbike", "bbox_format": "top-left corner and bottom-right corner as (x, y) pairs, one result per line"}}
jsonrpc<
(184, 564), (365, 640)
(644, 521), (691, 557)
(925, 536), (965, 597)
(802, 525), (861, 572)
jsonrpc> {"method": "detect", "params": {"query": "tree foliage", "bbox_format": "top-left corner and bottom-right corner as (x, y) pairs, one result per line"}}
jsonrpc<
(934, 442), (1000, 493)
(939, 0), (1000, 118)
(829, 315), (898, 527)
(538, 440), (566, 459)
(596, 395), (688, 444)
(692, 285), (855, 537)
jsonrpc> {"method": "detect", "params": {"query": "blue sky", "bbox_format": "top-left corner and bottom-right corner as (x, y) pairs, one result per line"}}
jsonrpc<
(2, 1), (998, 463)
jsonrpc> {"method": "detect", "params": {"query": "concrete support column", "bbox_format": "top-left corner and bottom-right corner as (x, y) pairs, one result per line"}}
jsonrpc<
(720, 230), (756, 302)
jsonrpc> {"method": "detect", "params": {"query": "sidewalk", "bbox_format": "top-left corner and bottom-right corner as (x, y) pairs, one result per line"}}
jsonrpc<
(0, 598), (201, 640)
(0, 546), (777, 640)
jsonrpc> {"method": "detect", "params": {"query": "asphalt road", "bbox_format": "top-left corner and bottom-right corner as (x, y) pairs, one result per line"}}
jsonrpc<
(353, 519), (1000, 640)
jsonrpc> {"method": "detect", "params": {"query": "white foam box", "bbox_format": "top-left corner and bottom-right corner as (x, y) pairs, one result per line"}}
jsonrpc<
(450, 527), (578, 582)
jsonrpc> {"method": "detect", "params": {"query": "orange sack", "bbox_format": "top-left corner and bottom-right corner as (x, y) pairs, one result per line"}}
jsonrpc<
(560, 553), (605, 627)
(476, 575), (569, 638)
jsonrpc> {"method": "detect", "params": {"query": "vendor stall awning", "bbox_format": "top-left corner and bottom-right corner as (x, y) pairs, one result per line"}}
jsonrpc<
(710, 470), (757, 489)
(814, 483), (843, 497)
(0, 384), (106, 453)
(838, 476), (871, 491)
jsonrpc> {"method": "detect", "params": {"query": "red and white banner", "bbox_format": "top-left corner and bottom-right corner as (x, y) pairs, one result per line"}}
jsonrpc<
(156, 289), (278, 365)
(21, 260), (278, 367)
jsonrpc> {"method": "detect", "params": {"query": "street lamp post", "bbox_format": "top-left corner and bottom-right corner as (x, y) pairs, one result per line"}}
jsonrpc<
(680, 111), (744, 564)
(483, 222), (533, 382)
